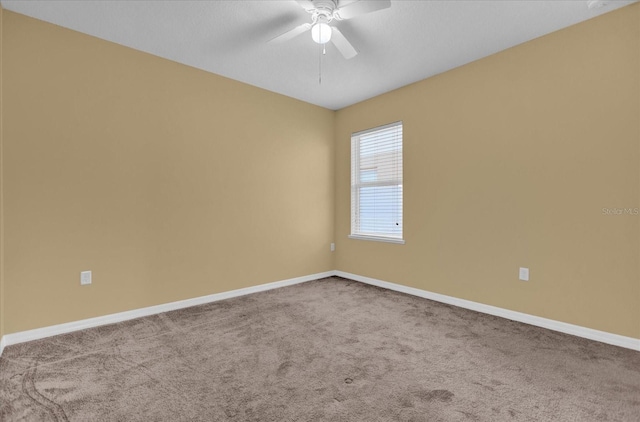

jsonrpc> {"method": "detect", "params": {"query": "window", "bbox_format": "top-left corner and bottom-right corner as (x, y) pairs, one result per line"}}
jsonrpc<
(350, 121), (404, 244)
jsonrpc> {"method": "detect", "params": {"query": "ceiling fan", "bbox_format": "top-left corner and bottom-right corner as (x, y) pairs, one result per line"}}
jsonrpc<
(268, 0), (392, 59)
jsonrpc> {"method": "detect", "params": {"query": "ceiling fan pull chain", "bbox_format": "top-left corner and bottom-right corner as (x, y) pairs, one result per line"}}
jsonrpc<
(318, 40), (322, 85)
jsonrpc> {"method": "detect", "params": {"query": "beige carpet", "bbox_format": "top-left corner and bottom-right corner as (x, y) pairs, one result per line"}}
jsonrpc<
(1, 276), (639, 421)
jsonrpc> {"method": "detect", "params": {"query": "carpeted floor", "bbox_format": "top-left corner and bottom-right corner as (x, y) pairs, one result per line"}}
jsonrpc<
(1, 277), (639, 421)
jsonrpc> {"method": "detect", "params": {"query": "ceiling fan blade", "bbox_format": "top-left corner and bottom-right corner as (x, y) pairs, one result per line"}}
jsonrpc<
(336, 0), (391, 20)
(295, 0), (316, 11)
(331, 27), (358, 59)
(268, 23), (312, 43)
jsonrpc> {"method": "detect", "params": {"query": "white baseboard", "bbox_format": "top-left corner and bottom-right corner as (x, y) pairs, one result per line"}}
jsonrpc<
(2, 270), (638, 356)
(0, 271), (334, 355)
(335, 270), (640, 352)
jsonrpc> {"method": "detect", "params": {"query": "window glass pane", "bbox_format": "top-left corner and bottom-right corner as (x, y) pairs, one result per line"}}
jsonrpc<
(360, 169), (377, 182)
(358, 185), (402, 236)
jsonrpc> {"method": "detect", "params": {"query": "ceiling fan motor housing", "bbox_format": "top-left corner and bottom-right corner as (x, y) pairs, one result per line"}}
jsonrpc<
(310, 0), (339, 23)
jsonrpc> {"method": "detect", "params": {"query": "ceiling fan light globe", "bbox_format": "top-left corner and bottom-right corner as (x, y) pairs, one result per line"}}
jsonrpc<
(311, 22), (332, 44)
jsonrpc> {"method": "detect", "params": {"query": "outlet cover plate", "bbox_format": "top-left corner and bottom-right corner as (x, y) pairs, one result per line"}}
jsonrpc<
(519, 267), (529, 281)
(81, 270), (92, 285)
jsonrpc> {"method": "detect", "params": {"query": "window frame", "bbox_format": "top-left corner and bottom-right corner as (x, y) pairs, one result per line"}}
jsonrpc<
(349, 121), (405, 245)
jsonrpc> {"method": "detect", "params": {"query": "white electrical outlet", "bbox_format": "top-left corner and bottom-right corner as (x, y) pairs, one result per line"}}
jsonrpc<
(330, 243), (335, 252)
(519, 267), (529, 281)
(80, 270), (92, 285)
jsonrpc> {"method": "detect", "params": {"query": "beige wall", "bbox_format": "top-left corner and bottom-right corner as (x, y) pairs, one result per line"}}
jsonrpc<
(2, 11), (335, 334)
(335, 4), (640, 338)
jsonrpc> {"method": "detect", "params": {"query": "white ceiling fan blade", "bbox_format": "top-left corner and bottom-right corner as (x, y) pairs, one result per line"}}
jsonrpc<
(336, 0), (391, 20)
(295, 0), (316, 11)
(331, 27), (358, 59)
(268, 23), (312, 43)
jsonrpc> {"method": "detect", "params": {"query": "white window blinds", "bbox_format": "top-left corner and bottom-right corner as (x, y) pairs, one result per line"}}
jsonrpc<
(351, 122), (403, 243)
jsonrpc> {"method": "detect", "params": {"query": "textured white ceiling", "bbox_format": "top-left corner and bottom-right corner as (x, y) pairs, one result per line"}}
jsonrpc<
(1, 0), (637, 110)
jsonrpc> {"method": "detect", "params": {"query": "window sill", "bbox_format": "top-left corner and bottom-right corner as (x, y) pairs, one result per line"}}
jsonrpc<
(348, 235), (405, 245)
